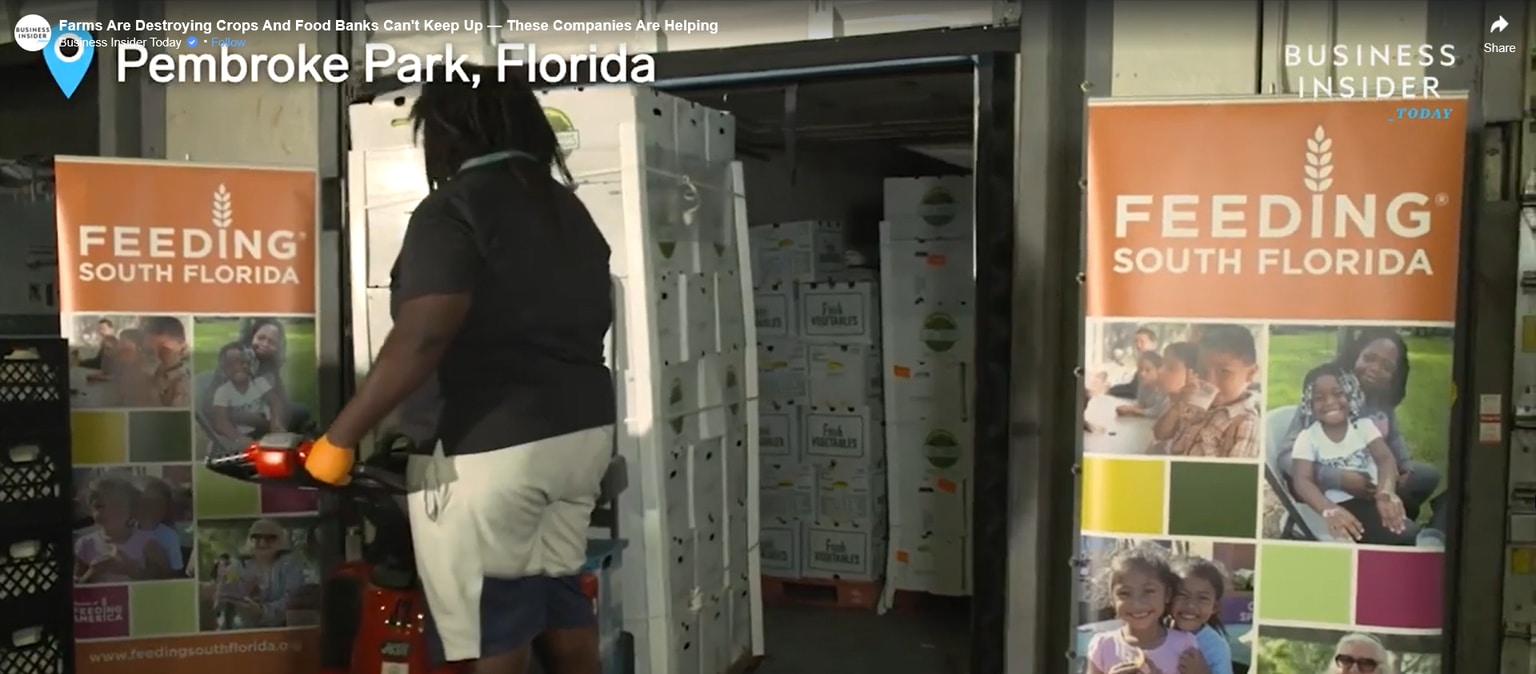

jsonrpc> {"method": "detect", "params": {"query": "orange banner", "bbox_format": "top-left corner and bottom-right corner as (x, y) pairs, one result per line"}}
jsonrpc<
(55, 158), (317, 315)
(58, 157), (323, 674)
(1077, 98), (1461, 671)
(1085, 98), (1465, 322)
(75, 628), (319, 674)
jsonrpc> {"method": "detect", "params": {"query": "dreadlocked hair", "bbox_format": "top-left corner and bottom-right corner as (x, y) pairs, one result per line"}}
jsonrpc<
(408, 64), (575, 190)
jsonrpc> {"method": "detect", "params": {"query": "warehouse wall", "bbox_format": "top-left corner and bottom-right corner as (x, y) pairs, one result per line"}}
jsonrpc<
(0, 0), (101, 157)
(157, 0), (321, 166)
(1108, 0), (1433, 97)
(0, 60), (98, 157)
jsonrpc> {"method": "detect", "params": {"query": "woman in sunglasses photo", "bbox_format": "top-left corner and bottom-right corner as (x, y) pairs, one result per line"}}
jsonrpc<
(1255, 627), (1439, 674)
(1328, 633), (1391, 674)
(196, 518), (314, 631)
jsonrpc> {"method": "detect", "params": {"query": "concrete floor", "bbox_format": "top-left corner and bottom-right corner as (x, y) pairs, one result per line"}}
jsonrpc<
(753, 604), (970, 674)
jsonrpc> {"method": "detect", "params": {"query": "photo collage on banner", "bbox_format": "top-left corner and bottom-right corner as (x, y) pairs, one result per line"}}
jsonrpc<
(1078, 98), (1465, 674)
(55, 158), (321, 674)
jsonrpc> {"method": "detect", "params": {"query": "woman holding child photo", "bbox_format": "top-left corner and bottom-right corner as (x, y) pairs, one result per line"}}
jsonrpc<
(1275, 328), (1446, 542)
(1285, 364), (1415, 545)
(239, 318), (312, 430)
(210, 342), (288, 445)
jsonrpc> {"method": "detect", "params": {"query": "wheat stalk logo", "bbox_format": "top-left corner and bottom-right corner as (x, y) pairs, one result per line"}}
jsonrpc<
(1304, 126), (1334, 193)
(211, 184), (233, 229)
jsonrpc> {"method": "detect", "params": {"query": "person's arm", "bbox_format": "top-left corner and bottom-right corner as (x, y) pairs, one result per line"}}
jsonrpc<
(156, 528), (185, 572)
(138, 542), (170, 579)
(1177, 648), (1211, 674)
(1153, 400), (1188, 441)
(1365, 431), (1399, 496)
(1195, 628), (1233, 674)
(1107, 380), (1138, 399)
(260, 381), (288, 433)
(1142, 391), (1169, 419)
(266, 371), (289, 399)
(1219, 411), (1259, 458)
(73, 539), (91, 581)
(1288, 435), (1338, 515)
(210, 387), (242, 440)
(259, 558), (307, 625)
(312, 199), (480, 474)
(165, 368), (186, 406)
(1362, 423), (1406, 532)
(1379, 412), (1412, 467)
(1290, 458), (1340, 515)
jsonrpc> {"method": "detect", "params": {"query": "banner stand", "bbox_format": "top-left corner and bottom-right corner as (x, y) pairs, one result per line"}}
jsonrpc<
(1076, 96), (1466, 674)
(56, 157), (323, 674)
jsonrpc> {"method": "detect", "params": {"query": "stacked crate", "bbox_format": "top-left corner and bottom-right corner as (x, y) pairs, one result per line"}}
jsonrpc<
(750, 222), (888, 587)
(0, 339), (75, 674)
(880, 177), (976, 597)
(543, 89), (756, 674)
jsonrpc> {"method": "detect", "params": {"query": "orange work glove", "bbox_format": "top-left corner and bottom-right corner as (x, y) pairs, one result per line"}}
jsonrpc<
(304, 436), (354, 485)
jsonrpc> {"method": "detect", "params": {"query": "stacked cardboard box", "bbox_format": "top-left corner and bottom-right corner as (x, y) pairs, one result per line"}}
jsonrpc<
(750, 222), (888, 584)
(527, 88), (756, 674)
(880, 177), (975, 596)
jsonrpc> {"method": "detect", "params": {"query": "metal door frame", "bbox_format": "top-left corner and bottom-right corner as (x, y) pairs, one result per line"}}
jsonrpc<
(329, 22), (1025, 674)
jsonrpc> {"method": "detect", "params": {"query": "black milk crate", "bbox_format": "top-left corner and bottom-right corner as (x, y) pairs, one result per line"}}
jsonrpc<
(0, 529), (73, 674)
(0, 340), (69, 428)
(0, 604), (72, 674)
(0, 528), (70, 604)
(0, 438), (70, 526)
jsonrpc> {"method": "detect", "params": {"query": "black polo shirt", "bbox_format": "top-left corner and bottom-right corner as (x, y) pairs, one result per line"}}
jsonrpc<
(389, 161), (616, 456)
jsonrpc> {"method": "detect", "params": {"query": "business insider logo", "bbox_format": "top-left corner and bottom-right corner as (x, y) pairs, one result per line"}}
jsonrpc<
(14, 14), (178, 98)
(13, 14), (94, 98)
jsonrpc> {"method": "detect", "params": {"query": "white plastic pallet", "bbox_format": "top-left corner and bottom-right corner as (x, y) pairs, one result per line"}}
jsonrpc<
(347, 85), (764, 674)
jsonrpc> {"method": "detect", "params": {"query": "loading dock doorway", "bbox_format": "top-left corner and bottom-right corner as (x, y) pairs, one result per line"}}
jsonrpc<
(341, 24), (1025, 674)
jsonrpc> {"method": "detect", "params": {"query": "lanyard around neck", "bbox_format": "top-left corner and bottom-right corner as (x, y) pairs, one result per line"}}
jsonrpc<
(458, 150), (537, 173)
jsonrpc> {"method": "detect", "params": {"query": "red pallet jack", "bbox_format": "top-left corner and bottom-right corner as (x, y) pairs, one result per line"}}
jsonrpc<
(205, 432), (632, 674)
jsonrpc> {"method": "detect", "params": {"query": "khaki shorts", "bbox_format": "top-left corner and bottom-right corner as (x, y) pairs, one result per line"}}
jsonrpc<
(406, 425), (614, 661)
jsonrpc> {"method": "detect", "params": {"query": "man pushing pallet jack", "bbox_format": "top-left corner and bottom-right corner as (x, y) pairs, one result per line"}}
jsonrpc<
(208, 62), (630, 674)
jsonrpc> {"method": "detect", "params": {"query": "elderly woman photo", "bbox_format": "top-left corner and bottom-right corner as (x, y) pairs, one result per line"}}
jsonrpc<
(197, 518), (318, 632)
(1328, 633), (1392, 674)
(1255, 627), (1439, 674)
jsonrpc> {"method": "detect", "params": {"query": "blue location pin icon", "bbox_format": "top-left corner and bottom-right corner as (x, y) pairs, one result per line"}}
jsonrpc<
(45, 28), (94, 99)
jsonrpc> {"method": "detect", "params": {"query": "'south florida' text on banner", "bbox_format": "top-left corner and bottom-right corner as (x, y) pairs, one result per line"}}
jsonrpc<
(1086, 97), (1465, 323)
(56, 158), (316, 315)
